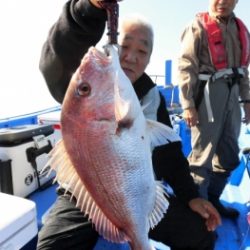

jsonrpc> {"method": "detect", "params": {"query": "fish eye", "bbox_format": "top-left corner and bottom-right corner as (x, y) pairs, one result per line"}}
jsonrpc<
(77, 82), (91, 96)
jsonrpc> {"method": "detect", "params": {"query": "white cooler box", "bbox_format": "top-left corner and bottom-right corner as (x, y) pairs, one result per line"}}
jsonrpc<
(38, 110), (62, 142)
(37, 110), (61, 127)
(0, 124), (57, 197)
(0, 192), (37, 249)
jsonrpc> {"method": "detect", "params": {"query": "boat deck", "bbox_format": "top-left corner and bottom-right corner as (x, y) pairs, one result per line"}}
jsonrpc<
(20, 148), (250, 250)
(1, 105), (250, 249)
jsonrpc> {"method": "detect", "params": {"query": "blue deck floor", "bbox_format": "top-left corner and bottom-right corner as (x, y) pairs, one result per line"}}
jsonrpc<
(215, 170), (250, 250)
(215, 123), (250, 250)
(2, 108), (250, 249)
(24, 147), (250, 249)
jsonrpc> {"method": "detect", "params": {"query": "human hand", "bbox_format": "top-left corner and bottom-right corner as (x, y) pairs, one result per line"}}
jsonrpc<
(90, 0), (120, 8)
(242, 103), (250, 124)
(189, 198), (221, 231)
(90, 0), (102, 8)
(182, 107), (199, 127)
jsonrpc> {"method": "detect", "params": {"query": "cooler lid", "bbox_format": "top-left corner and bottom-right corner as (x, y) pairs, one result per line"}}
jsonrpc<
(0, 124), (54, 146)
(0, 192), (37, 245)
(38, 110), (61, 125)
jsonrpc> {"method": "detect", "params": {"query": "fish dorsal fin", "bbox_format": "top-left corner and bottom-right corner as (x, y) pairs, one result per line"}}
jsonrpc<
(45, 139), (128, 243)
(146, 119), (181, 148)
(149, 181), (169, 229)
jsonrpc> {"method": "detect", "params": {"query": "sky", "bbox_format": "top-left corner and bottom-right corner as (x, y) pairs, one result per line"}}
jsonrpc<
(0, 0), (250, 119)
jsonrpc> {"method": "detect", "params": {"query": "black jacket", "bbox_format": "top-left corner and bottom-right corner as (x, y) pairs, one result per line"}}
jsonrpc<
(39, 0), (199, 204)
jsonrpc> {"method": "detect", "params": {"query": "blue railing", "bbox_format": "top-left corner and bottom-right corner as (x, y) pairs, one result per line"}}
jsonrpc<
(0, 106), (61, 129)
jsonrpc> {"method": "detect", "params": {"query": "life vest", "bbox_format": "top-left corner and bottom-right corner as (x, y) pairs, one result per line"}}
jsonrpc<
(197, 12), (250, 70)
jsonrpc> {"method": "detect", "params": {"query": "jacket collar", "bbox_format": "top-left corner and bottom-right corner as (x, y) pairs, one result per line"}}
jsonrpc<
(133, 73), (156, 100)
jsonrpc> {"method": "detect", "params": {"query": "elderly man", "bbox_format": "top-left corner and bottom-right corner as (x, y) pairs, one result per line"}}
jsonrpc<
(37, 0), (221, 249)
(178, 0), (250, 218)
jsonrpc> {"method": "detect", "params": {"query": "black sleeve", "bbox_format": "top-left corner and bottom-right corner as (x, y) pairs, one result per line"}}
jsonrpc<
(39, 0), (107, 103)
(152, 141), (199, 204)
(157, 93), (172, 127)
(154, 91), (200, 204)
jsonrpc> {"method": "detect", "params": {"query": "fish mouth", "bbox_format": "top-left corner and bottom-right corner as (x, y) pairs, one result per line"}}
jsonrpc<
(90, 45), (118, 60)
(103, 44), (120, 56)
(89, 47), (112, 67)
(87, 45), (121, 71)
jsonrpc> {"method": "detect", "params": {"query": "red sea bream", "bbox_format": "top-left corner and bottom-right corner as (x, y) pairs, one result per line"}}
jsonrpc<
(47, 45), (180, 250)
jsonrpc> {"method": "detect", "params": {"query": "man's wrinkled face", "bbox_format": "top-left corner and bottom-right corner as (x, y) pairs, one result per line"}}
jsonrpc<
(209, 0), (238, 17)
(118, 23), (152, 83)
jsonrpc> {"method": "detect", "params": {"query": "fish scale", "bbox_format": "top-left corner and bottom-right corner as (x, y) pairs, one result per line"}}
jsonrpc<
(46, 45), (181, 250)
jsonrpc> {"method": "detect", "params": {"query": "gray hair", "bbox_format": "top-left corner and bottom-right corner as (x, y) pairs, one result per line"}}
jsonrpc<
(119, 13), (154, 52)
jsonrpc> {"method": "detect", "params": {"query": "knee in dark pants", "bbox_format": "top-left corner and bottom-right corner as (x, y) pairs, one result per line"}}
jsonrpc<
(149, 196), (216, 250)
(184, 231), (216, 250)
(199, 231), (216, 250)
(170, 230), (215, 250)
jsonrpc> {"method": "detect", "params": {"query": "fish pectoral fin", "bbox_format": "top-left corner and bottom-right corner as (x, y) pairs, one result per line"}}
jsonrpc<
(114, 68), (134, 123)
(114, 96), (134, 134)
(149, 181), (169, 229)
(146, 119), (181, 148)
(114, 95), (132, 122)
